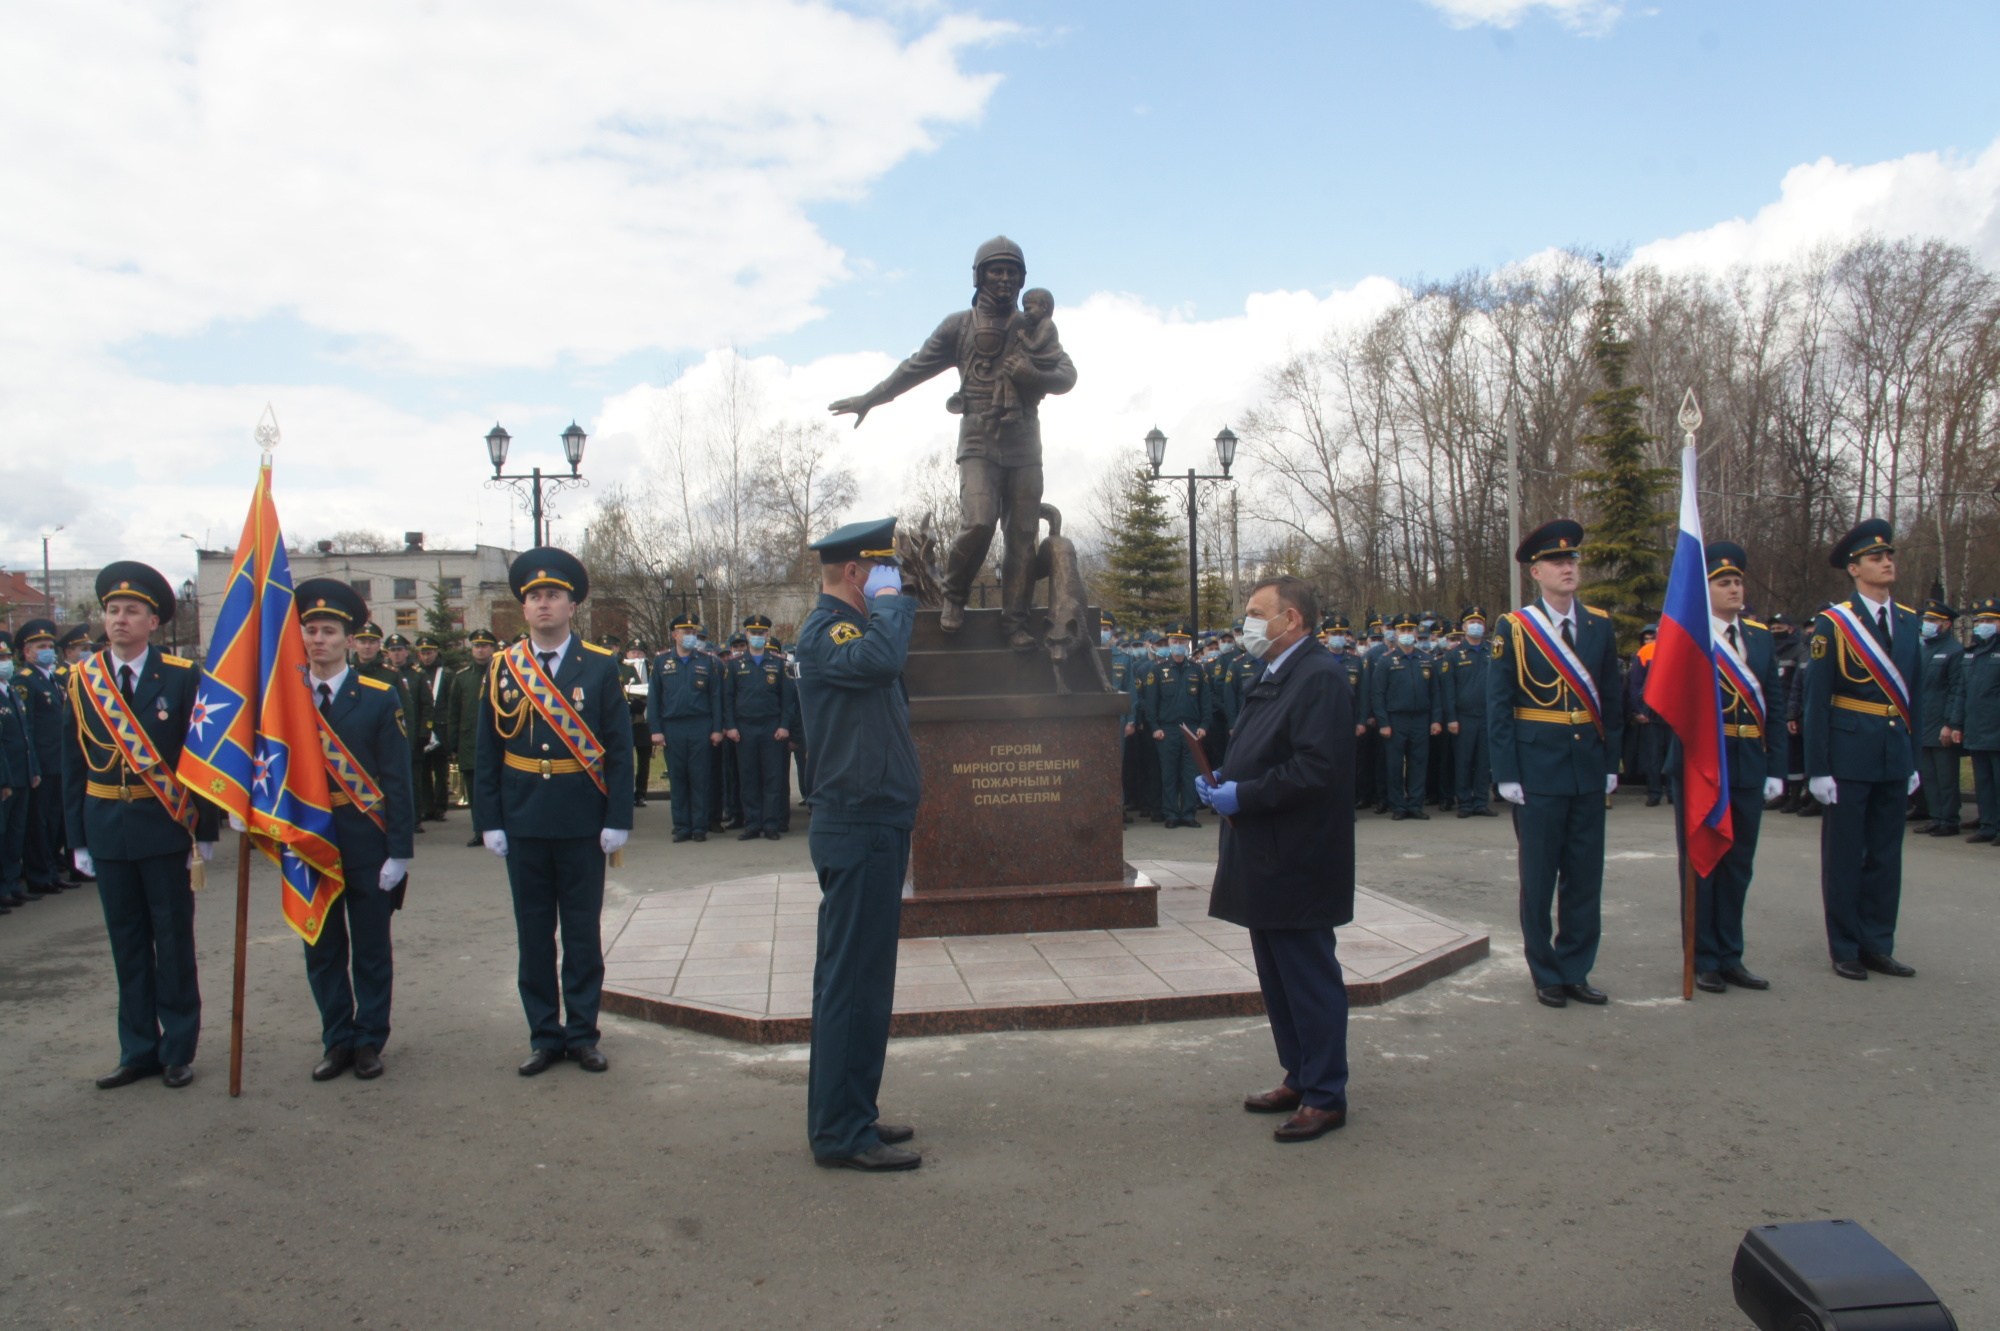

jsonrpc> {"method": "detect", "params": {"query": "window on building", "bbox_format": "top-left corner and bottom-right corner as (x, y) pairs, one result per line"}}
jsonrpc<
(442, 577), (463, 597)
(393, 578), (418, 600)
(349, 579), (371, 600)
(395, 609), (419, 629)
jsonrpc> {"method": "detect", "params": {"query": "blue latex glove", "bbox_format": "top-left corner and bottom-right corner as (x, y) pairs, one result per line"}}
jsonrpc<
(1195, 777), (1240, 816)
(863, 563), (903, 598)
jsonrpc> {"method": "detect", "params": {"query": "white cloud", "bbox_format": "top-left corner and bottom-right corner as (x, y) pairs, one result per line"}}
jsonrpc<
(1419, 0), (1622, 34)
(1634, 138), (2000, 272)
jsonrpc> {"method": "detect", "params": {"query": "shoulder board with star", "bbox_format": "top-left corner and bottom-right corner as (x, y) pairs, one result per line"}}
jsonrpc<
(359, 675), (393, 691)
(1584, 604), (1610, 618)
(583, 640), (615, 656)
(160, 653), (193, 667)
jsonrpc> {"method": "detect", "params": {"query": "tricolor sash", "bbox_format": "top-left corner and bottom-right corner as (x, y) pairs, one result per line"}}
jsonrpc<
(1713, 628), (1767, 731)
(316, 709), (389, 833)
(72, 653), (201, 836)
(1509, 604), (1604, 737)
(500, 642), (608, 794)
(1822, 602), (1914, 730)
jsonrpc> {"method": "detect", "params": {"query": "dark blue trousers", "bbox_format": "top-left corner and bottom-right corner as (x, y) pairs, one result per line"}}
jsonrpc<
(807, 820), (908, 1160)
(661, 720), (713, 836)
(1248, 928), (1350, 1112)
(25, 779), (64, 887)
(1919, 746), (1962, 826)
(736, 726), (789, 832)
(304, 856), (395, 1052)
(1821, 778), (1905, 961)
(505, 835), (604, 1050)
(1512, 792), (1605, 987)
(1973, 750), (2000, 836)
(1155, 735), (1197, 820)
(1674, 780), (1762, 972)
(1384, 719), (1429, 814)
(0, 784), (26, 893)
(1453, 717), (1491, 812)
(96, 852), (201, 1069)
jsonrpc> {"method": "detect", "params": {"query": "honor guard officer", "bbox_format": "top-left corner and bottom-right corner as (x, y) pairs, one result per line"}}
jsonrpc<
(293, 580), (415, 1081)
(1370, 614), (1442, 821)
(724, 615), (798, 841)
(0, 635), (36, 911)
(352, 623), (420, 822)
(1962, 599), (2000, 845)
(1766, 614), (1809, 810)
(796, 518), (923, 1170)
(473, 549), (633, 1074)
(621, 639), (654, 808)
(1445, 607), (1497, 817)
(1913, 597), (1966, 836)
(1488, 521), (1624, 1009)
(449, 629), (498, 845)
(414, 635), (455, 823)
(1140, 626), (1212, 828)
(13, 620), (70, 896)
(648, 615), (723, 843)
(1667, 543), (1782, 994)
(1804, 520), (1924, 982)
(63, 563), (219, 1087)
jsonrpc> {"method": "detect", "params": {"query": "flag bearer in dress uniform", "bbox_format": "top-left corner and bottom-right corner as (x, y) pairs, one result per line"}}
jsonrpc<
(1487, 521), (1624, 1009)
(1140, 626), (1211, 829)
(294, 580), (415, 1081)
(414, 635), (455, 823)
(1666, 543), (1782, 994)
(449, 629), (497, 845)
(1370, 614), (1441, 821)
(795, 518), (922, 1171)
(1803, 520), (1924, 982)
(14, 621), (71, 897)
(1961, 599), (2000, 846)
(1913, 598), (1967, 837)
(724, 614), (798, 841)
(63, 563), (218, 1087)
(0, 636), (37, 912)
(472, 549), (633, 1075)
(1445, 607), (1497, 817)
(647, 615), (723, 843)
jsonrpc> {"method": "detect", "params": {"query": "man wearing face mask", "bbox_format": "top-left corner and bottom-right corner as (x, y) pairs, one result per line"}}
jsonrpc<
(1961, 598), (2000, 845)
(1444, 608), (1496, 817)
(724, 614), (798, 841)
(0, 637), (38, 913)
(13, 621), (71, 897)
(648, 614), (723, 843)
(1197, 575), (1354, 1143)
(1323, 616), (1368, 751)
(1369, 615), (1442, 821)
(1912, 597), (1966, 837)
(1140, 627), (1211, 829)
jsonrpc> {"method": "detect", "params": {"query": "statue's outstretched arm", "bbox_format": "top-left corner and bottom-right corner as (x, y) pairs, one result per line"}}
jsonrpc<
(830, 313), (964, 428)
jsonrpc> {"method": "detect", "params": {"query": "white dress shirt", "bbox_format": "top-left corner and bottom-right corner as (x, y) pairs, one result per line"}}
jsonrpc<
(309, 665), (350, 708)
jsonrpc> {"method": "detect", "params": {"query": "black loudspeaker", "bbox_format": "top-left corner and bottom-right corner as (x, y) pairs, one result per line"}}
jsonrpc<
(1733, 1220), (1957, 1331)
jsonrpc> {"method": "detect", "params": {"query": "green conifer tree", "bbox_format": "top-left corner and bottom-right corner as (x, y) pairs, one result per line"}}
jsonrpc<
(1103, 468), (1184, 627)
(1575, 287), (1674, 646)
(423, 562), (467, 667)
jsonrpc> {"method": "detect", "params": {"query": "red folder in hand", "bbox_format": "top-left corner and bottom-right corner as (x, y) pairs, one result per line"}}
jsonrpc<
(1179, 723), (1233, 828)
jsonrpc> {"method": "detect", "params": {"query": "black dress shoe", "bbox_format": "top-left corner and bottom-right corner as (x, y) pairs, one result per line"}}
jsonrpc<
(1535, 985), (1568, 1008)
(1561, 983), (1609, 1005)
(872, 1123), (915, 1145)
(1645, 795), (1661, 807)
(1694, 971), (1727, 993)
(1911, 822), (1940, 835)
(1474, 807), (1499, 817)
(1457, 809), (1473, 818)
(572, 1045), (608, 1072)
(1720, 966), (1770, 990)
(1832, 958), (1868, 980)
(312, 1046), (355, 1081)
(764, 830), (781, 840)
(672, 833), (690, 843)
(163, 1065), (194, 1089)
(1860, 952), (1915, 977)
(737, 829), (762, 841)
(1391, 811), (1409, 821)
(96, 1064), (160, 1089)
(1968, 832), (1996, 844)
(518, 1048), (564, 1076)
(1184, 817), (1202, 828)
(815, 1143), (921, 1171)
(352, 1046), (384, 1079)
(465, 834), (482, 847)
(691, 832), (706, 842)
(1927, 824), (1961, 837)
(1408, 810), (1429, 820)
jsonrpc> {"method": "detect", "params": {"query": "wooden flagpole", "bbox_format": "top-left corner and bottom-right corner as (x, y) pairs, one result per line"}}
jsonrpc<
(229, 830), (252, 1096)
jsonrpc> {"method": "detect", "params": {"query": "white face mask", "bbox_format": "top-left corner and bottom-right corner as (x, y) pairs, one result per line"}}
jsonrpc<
(1920, 620), (1942, 639)
(678, 633), (697, 651)
(1100, 629), (1112, 646)
(1397, 633), (1416, 648)
(1328, 634), (1349, 650)
(0, 659), (12, 681)
(747, 634), (767, 650)
(1465, 622), (1485, 639)
(1239, 615), (1278, 661)
(1976, 622), (1998, 641)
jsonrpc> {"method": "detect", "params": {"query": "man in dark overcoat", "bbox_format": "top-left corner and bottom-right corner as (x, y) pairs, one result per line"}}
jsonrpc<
(1197, 574), (1355, 1144)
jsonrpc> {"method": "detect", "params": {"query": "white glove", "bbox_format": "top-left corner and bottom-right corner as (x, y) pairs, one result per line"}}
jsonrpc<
(1809, 776), (1838, 806)
(483, 830), (509, 857)
(195, 841), (216, 863)
(228, 813), (247, 833)
(1498, 782), (1526, 806)
(1764, 777), (1784, 801)
(73, 849), (94, 877)
(424, 735), (440, 753)
(600, 828), (629, 855)
(1907, 771), (1921, 797)
(378, 858), (408, 891)
(1605, 774), (1619, 795)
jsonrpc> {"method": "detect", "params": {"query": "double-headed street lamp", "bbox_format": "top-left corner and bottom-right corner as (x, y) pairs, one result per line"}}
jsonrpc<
(484, 421), (589, 548)
(1144, 425), (1237, 633)
(664, 572), (707, 623)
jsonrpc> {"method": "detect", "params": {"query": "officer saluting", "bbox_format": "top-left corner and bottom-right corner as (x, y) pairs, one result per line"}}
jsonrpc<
(1487, 521), (1624, 1008)
(795, 518), (923, 1171)
(724, 614), (798, 841)
(472, 549), (633, 1074)
(647, 615), (723, 843)
(1803, 520), (1923, 981)
(63, 563), (219, 1087)
(294, 580), (415, 1080)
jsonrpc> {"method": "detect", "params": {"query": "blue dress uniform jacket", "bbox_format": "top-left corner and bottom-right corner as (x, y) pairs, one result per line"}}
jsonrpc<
(60, 649), (218, 1072)
(307, 670), (416, 1054)
(724, 650), (800, 834)
(1139, 658), (1212, 822)
(1369, 648), (1440, 816)
(647, 647), (723, 837)
(795, 592), (921, 827)
(1802, 599), (1924, 963)
(1916, 630), (1965, 828)
(18, 663), (67, 888)
(1962, 636), (2000, 838)
(0, 681), (37, 895)
(1443, 641), (1493, 812)
(1485, 601), (1624, 990)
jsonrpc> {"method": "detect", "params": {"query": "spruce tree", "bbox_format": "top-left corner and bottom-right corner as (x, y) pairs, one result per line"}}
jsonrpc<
(423, 562), (466, 667)
(1103, 468), (1184, 627)
(1575, 287), (1674, 645)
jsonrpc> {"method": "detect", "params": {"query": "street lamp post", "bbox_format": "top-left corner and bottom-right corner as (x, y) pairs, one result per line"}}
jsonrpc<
(178, 578), (198, 659)
(484, 421), (590, 548)
(1143, 426), (1237, 633)
(663, 572), (707, 623)
(38, 525), (64, 617)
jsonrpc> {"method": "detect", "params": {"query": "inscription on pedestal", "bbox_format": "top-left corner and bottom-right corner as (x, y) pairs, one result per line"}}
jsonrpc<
(954, 742), (1078, 808)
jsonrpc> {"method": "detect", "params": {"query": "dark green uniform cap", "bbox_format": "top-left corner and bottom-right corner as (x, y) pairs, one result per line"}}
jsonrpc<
(96, 561), (176, 623)
(354, 621), (385, 642)
(1830, 518), (1894, 569)
(296, 578), (368, 626)
(509, 546), (589, 602)
(466, 628), (499, 646)
(1516, 520), (1584, 564)
(743, 614), (772, 630)
(808, 517), (898, 564)
(1705, 541), (1748, 579)
(12, 618), (58, 654)
(385, 633), (411, 649)
(56, 623), (92, 651)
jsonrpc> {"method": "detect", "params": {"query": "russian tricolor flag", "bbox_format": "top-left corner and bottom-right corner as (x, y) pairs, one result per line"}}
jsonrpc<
(1644, 443), (1733, 877)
